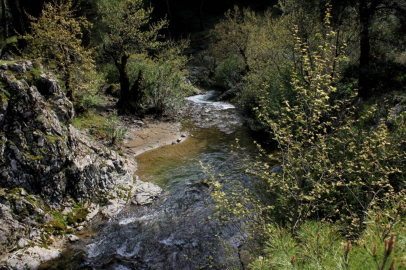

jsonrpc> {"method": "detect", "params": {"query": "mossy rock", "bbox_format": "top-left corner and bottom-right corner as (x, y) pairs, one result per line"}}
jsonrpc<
(22, 68), (42, 86)
(0, 88), (11, 102)
(66, 202), (90, 225)
(43, 211), (67, 234)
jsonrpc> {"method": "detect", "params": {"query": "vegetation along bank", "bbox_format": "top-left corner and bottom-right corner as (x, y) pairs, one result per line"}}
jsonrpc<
(0, 0), (405, 269)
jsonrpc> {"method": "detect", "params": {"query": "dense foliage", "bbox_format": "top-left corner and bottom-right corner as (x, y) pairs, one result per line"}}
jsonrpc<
(0, 0), (192, 116)
(126, 40), (192, 115)
(26, 0), (95, 103)
(0, 0), (405, 268)
(209, 0), (406, 130)
(205, 3), (406, 269)
(97, 0), (168, 114)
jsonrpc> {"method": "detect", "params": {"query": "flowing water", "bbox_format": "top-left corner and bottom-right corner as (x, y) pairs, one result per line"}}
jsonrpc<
(42, 91), (260, 270)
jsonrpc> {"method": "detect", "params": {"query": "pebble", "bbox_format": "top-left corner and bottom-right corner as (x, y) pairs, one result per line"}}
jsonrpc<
(68, 235), (79, 242)
(133, 120), (145, 126)
(17, 238), (28, 248)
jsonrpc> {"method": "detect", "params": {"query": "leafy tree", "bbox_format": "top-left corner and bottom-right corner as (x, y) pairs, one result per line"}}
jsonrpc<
(207, 4), (406, 247)
(126, 40), (191, 115)
(210, 6), (257, 75)
(283, 0), (406, 98)
(98, 0), (167, 114)
(26, 0), (95, 102)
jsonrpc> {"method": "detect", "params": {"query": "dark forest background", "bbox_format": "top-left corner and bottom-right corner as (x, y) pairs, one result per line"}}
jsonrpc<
(3, 0), (277, 38)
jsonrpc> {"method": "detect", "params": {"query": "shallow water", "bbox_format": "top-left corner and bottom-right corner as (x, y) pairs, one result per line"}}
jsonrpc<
(42, 91), (259, 270)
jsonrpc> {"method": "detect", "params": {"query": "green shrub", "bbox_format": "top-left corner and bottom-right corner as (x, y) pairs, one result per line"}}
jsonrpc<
(100, 63), (119, 84)
(1, 36), (19, 56)
(127, 41), (190, 116)
(73, 69), (106, 112)
(66, 204), (89, 225)
(205, 6), (406, 268)
(103, 110), (128, 146)
(214, 56), (245, 89)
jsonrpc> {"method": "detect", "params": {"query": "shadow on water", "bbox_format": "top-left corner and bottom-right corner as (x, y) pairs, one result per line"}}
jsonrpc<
(41, 91), (266, 270)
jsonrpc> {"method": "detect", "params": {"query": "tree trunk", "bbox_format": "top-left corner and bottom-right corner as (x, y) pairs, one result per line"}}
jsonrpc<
(130, 70), (143, 104)
(9, 0), (26, 35)
(65, 69), (75, 103)
(358, 0), (384, 98)
(117, 55), (130, 109)
(8, 0), (44, 36)
(1, 0), (7, 39)
(239, 47), (250, 73)
(358, 0), (371, 98)
(165, 0), (172, 38)
(199, 0), (205, 31)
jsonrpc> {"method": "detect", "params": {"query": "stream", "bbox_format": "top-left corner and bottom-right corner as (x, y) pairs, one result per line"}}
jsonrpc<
(42, 91), (260, 270)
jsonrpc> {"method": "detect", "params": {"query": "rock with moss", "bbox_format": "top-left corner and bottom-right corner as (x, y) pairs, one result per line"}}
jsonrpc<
(0, 61), (136, 203)
(6, 246), (61, 270)
(0, 61), (144, 269)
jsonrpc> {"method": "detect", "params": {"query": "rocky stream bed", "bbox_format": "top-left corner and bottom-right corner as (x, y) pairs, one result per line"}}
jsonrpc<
(39, 91), (259, 269)
(0, 61), (260, 269)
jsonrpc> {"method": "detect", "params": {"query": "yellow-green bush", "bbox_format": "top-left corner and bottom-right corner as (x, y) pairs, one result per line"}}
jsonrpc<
(205, 5), (406, 269)
(214, 56), (245, 88)
(127, 41), (190, 116)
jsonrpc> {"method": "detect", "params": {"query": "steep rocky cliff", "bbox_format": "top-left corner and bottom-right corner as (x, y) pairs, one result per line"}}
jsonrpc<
(0, 61), (159, 269)
(0, 61), (137, 202)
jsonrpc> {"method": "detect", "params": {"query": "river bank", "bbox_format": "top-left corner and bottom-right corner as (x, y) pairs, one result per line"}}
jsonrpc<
(123, 118), (188, 157)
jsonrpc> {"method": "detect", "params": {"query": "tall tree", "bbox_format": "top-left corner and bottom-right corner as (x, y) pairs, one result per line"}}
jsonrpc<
(357, 0), (406, 97)
(281, 0), (405, 98)
(98, 0), (167, 113)
(8, 0), (25, 35)
(358, 0), (382, 98)
(8, 0), (45, 35)
(164, 0), (172, 37)
(199, 0), (205, 30)
(1, 0), (7, 39)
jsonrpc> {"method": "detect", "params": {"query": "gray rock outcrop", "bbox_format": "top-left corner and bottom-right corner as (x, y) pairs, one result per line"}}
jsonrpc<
(0, 61), (145, 268)
(0, 61), (136, 203)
